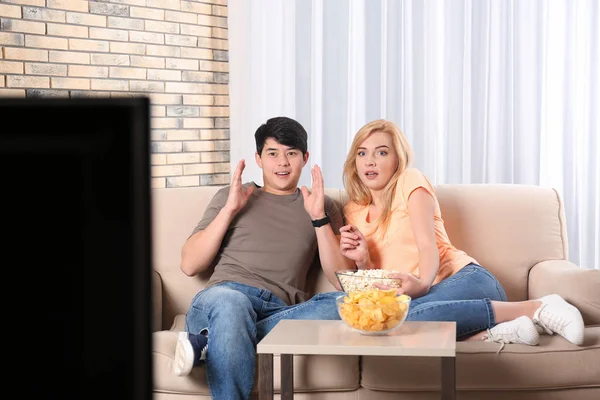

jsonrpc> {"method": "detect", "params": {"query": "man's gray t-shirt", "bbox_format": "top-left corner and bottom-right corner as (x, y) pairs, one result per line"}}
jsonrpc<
(191, 182), (343, 305)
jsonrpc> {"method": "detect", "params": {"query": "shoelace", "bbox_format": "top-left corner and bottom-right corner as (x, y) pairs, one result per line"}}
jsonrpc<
(199, 328), (209, 361)
(495, 343), (506, 354)
(482, 331), (507, 354)
(536, 305), (569, 335)
(199, 343), (208, 361)
(535, 320), (554, 335)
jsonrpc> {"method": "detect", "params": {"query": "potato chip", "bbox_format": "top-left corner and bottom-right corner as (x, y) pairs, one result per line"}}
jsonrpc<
(337, 289), (410, 333)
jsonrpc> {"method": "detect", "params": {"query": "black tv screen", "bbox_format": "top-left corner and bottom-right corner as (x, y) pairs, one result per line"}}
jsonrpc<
(0, 98), (152, 399)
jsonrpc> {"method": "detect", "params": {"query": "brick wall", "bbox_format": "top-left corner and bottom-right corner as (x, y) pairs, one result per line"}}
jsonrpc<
(0, 0), (230, 188)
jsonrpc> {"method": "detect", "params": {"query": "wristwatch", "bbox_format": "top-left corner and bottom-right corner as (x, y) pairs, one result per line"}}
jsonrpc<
(311, 213), (331, 228)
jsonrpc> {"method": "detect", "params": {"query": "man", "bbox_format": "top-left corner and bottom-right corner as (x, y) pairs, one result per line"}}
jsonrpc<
(173, 117), (352, 399)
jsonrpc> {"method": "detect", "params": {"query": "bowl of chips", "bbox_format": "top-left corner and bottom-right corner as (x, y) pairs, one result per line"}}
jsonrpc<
(335, 269), (403, 293)
(336, 289), (411, 335)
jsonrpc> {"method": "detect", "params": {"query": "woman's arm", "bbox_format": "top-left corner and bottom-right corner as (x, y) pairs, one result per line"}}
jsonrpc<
(407, 187), (440, 288)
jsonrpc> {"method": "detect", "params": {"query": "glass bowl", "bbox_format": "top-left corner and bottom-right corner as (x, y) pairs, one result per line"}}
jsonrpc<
(335, 269), (403, 293)
(336, 291), (411, 336)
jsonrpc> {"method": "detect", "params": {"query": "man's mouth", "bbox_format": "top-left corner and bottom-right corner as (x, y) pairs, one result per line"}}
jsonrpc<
(275, 171), (290, 177)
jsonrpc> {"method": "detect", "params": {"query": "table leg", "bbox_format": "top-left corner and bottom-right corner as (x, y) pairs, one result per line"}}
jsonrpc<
(280, 354), (294, 400)
(258, 354), (273, 400)
(441, 356), (456, 400)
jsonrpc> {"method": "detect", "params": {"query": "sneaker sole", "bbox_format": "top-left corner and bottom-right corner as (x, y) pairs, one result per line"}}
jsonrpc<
(173, 331), (194, 377)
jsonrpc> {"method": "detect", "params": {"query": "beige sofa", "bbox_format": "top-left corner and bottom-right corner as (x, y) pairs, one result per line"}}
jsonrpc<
(151, 184), (600, 400)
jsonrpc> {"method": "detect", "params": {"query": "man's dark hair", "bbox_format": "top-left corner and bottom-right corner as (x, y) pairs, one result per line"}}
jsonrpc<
(254, 116), (308, 156)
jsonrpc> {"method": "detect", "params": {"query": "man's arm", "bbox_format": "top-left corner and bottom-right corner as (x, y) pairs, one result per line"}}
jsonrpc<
(180, 206), (237, 276)
(314, 225), (355, 290)
(301, 165), (354, 290)
(180, 160), (254, 276)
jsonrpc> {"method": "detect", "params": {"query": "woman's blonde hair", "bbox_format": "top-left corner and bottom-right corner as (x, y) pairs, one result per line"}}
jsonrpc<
(342, 119), (413, 233)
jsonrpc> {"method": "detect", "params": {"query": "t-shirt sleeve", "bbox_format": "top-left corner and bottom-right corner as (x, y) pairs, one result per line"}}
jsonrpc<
(324, 195), (344, 235)
(189, 186), (230, 237)
(399, 168), (436, 204)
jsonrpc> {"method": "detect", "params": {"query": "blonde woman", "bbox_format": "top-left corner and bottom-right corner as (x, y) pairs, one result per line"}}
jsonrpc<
(340, 119), (585, 346)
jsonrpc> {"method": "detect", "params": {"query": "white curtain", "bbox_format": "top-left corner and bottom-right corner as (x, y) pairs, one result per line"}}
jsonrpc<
(228, 0), (600, 270)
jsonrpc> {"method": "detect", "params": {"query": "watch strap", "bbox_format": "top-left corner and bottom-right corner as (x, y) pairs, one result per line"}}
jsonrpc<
(311, 213), (331, 228)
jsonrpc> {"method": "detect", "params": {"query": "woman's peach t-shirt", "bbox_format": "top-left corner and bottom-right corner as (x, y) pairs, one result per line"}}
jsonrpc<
(344, 168), (476, 285)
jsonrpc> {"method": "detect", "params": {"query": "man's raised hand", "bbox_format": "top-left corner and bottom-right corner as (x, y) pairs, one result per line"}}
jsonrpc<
(301, 165), (326, 220)
(224, 159), (254, 214)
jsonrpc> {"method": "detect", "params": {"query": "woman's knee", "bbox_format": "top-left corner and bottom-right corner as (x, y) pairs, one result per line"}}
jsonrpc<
(471, 265), (507, 301)
(493, 281), (508, 301)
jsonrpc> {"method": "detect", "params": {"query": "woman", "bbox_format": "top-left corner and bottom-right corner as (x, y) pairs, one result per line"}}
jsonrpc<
(340, 119), (585, 346)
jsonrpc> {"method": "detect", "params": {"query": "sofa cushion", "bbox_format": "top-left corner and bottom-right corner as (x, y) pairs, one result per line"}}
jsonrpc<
(356, 387), (600, 400)
(434, 184), (567, 302)
(361, 326), (600, 391)
(152, 316), (360, 396)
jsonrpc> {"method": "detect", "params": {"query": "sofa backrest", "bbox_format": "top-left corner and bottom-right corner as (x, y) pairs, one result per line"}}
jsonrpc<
(151, 184), (568, 330)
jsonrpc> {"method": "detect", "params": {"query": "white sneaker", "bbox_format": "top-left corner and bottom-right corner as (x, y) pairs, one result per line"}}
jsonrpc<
(483, 316), (540, 351)
(173, 331), (209, 376)
(532, 294), (585, 345)
(173, 331), (195, 377)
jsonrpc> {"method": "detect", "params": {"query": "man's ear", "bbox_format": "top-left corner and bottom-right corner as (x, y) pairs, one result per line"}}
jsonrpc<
(303, 151), (310, 166)
(255, 152), (262, 169)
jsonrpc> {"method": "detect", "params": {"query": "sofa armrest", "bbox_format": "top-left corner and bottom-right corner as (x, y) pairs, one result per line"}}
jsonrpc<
(529, 260), (600, 325)
(152, 270), (163, 332)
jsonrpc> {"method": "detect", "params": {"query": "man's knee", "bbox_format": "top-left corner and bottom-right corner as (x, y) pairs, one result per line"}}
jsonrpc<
(187, 286), (255, 333)
(195, 286), (253, 311)
(303, 292), (343, 319)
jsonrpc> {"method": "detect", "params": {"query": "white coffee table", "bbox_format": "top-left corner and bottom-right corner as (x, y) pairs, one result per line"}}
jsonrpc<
(257, 320), (456, 400)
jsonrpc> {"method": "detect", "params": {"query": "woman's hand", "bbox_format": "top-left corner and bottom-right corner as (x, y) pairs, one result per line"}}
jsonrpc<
(339, 225), (373, 269)
(374, 272), (430, 299)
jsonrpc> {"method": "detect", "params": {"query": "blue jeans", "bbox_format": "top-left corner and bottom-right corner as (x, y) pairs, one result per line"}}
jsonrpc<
(185, 282), (344, 400)
(406, 263), (508, 338)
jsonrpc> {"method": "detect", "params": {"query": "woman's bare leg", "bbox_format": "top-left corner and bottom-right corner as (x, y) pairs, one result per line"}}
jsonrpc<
(492, 300), (542, 323)
(465, 297), (584, 345)
(461, 300), (543, 342)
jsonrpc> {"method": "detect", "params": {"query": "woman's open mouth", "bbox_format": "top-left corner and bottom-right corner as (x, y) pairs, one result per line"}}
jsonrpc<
(365, 171), (378, 180)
